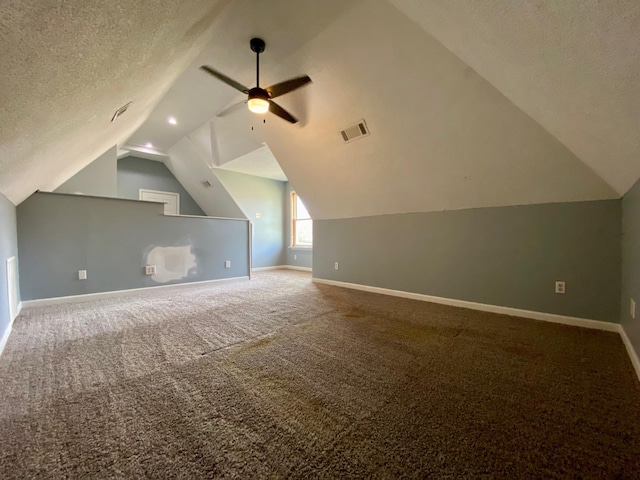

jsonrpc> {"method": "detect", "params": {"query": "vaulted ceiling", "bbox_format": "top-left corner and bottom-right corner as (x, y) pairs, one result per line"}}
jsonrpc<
(2, 0), (638, 220)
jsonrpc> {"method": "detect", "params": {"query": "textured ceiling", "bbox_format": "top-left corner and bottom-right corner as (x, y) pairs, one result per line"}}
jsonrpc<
(153, 0), (616, 219)
(125, 0), (356, 153)
(0, 0), (229, 204)
(389, 0), (640, 195)
(258, 0), (617, 219)
(2, 0), (638, 219)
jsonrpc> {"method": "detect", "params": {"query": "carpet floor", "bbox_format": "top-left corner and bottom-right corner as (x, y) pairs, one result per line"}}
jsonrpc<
(1, 270), (639, 478)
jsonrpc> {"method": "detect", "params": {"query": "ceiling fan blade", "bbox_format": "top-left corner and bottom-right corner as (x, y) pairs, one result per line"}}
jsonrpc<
(216, 100), (247, 118)
(200, 65), (249, 93)
(268, 100), (298, 124)
(265, 75), (311, 99)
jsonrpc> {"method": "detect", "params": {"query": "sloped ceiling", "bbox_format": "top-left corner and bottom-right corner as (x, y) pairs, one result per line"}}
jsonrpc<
(124, 0), (357, 153)
(142, 0), (617, 219)
(260, 0), (618, 219)
(0, 0), (230, 204)
(217, 145), (287, 182)
(2, 0), (637, 220)
(186, 121), (286, 181)
(388, 0), (640, 196)
(165, 137), (247, 219)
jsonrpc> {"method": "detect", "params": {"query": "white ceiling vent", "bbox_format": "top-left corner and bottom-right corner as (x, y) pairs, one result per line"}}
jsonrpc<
(340, 119), (369, 143)
(111, 102), (132, 122)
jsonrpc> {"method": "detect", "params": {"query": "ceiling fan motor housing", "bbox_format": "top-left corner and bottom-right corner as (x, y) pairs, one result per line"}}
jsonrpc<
(247, 87), (270, 113)
(248, 87), (269, 101)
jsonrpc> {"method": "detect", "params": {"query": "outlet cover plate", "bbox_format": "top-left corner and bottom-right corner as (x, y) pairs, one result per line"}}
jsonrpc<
(145, 265), (156, 275)
(555, 281), (565, 294)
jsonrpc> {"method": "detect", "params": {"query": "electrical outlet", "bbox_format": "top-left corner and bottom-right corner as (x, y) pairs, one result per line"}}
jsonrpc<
(555, 281), (565, 294)
(631, 298), (636, 319)
(145, 265), (156, 275)
(255, 212), (261, 219)
(225, 260), (231, 269)
(334, 262), (339, 270)
(294, 254), (297, 260)
(78, 270), (87, 280)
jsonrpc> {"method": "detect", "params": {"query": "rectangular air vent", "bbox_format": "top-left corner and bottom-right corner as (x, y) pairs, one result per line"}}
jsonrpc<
(340, 119), (369, 143)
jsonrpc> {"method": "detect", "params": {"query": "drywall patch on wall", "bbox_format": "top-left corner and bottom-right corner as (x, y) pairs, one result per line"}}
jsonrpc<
(17, 192), (250, 301)
(146, 245), (197, 283)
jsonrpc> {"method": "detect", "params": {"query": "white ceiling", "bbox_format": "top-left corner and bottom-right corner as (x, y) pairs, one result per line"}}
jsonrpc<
(388, 0), (640, 196)
(259, 0), (617, 219)
(125, 0), (357, 153)
(0, 0), (232, 204)
(2, 0), (639, 220)
(214, 145), (287, 182)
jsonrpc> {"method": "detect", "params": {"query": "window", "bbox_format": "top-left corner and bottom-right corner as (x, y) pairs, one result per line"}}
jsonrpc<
(291, 192), (312, 247)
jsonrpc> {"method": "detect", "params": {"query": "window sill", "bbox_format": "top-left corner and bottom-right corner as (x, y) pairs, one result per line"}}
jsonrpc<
(289, 246), (312, 251)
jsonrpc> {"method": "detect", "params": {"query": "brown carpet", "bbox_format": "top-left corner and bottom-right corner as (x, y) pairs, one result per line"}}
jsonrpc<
(1, 270), (639, 478)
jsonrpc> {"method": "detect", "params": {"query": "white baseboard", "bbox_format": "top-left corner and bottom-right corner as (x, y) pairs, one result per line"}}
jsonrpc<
(0, 301), (22, 357)
(0, 312), (17, 358)
(619, 325), (640, 382)
(312, 277), (640, 382)
(252, 265), (312, 273)
(22, 276), (250, 308)
(312, 278), (620, 332)
(0, 320), (13, 357)
(283, 265), (312, 272)
(0, 321), (12, 357)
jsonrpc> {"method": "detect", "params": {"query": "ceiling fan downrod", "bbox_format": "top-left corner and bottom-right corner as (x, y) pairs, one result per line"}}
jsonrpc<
(250, 37), (266, 88)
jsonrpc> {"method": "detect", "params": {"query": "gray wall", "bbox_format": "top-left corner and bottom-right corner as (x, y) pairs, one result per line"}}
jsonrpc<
(314, 200), (621, 322)
(17, 192), (249, 301)
(621, 179), (640, 359)
(0, 192), (19, 340)
(214, 170), (286, 268)
(285, 183), (312, 269)
(118, 157), (206, 216)
(56, 146), (117, 197)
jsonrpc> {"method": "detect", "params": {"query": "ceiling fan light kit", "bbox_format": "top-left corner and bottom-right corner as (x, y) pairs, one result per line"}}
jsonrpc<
(247, 88), (270, 114)
(200, 37), (311, 123)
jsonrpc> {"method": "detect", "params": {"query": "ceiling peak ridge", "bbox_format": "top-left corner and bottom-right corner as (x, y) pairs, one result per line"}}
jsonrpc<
(386, 0), (619, 198)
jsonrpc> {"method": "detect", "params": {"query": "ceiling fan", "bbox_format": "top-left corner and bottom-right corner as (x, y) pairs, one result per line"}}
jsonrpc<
(200, 38), (311, 124)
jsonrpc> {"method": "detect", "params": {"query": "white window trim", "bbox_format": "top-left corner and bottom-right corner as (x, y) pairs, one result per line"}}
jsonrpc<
(291, 191), (312, 248)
